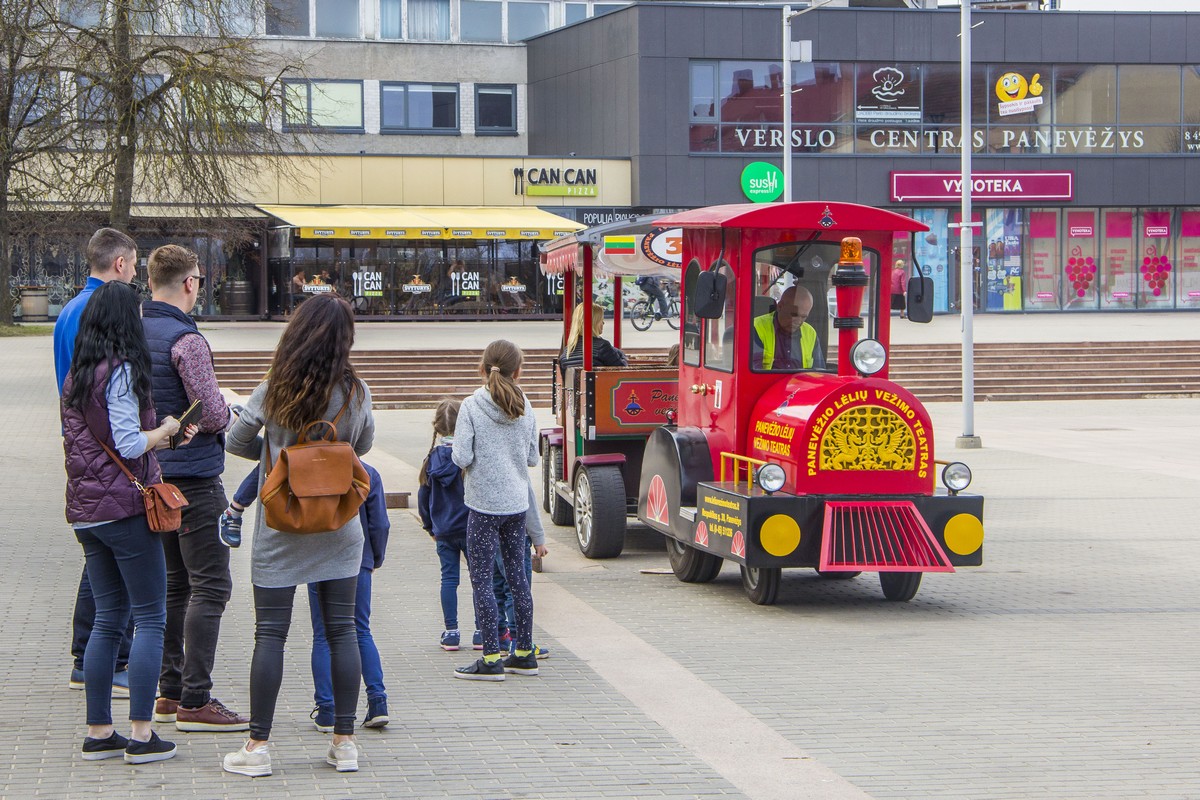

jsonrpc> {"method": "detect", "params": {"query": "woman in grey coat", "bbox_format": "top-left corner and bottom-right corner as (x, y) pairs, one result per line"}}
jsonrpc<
(222, 294), (374, 778)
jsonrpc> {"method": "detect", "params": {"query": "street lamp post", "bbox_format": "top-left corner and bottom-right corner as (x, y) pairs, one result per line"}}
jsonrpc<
(955, 0), (982, 449)
(781, 0), (832, 203)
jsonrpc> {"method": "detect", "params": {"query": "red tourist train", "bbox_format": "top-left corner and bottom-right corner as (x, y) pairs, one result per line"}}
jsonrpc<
(539, 201), (984, 604)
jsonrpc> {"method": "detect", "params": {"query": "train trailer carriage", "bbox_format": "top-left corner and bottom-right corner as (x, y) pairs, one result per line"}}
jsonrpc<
(541, 202), (984, 604)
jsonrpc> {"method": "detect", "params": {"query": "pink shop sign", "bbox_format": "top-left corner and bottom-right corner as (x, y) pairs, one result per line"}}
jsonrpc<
(890, 171), (1073, 203)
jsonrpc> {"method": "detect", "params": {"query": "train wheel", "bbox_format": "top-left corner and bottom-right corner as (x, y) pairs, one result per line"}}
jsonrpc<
(879, 571), (922, 601)
(540, 438), (552, 513)
(666, 537), (722, 583)
(548, 446), (575, 527)
(573, 465), (626, 559)
(629, 300), (654, 331)
(815, 569), (861, 579)
(740, 566), (781, 605)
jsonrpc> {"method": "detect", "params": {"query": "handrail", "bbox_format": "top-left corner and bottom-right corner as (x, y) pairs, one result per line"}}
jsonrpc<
(719, 452), (768, 488)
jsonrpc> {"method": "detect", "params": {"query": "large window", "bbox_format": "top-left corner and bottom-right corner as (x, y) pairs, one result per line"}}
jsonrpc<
(267, 0), (309, 35)
(690, 59), (1198, 156)
(284, 80), (364, 131)
(750, 243), (834, 373)
(461, 0), (502, 41)
(475, 85), (516, 133)
(316, 0), (358, 37)
(408, 0), (450, 39)
(380, 82), (458, 132)
(508, 0), (548, 40)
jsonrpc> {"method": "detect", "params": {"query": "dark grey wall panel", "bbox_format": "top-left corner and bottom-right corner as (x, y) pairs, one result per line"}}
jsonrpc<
(1189, 15), (1200, 64)
(970, 15), (1006, 64)
(1076, 14), (1115, 64)
(741, 9), (778, 61)
(929, 12), (963, 63)
(1111, 160), (1150, 208)
(1072, 161), (1114, 207)
(636, 156), (667, 206)
(638, 6), (666, 59)
(1147, 15), (1187, 64)
(1113, 15), (1152, 64)
(703, 8), (745, 60)
(1002, 13), (1043, 64)
(813, 11), (857, 62)
(663, 7), (704, 59)
(1039, 14), (1078, 64)
(1146, 160), (1185, 206)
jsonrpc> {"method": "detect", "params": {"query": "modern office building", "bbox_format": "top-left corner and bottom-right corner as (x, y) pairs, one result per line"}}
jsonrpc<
(527, 4), (1200, 313)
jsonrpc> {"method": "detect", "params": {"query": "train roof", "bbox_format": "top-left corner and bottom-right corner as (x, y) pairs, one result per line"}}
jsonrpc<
(655, 202), (929, 233)
(540, 216), (682, 279)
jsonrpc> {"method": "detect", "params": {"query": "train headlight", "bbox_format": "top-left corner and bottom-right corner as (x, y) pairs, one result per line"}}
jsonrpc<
(849, 338), (887, 376)
(941, 462), (972, 495)
(756, 463), (786, 494)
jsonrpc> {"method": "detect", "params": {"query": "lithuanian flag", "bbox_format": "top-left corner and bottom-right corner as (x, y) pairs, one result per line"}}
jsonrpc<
(604, 235), (637, 255)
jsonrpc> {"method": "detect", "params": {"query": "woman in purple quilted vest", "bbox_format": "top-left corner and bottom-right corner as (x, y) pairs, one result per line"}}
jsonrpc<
(62, 281), (194, 765)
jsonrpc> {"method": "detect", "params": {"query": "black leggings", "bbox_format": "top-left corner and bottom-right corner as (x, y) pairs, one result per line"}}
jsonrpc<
(250, 578), (360, 738)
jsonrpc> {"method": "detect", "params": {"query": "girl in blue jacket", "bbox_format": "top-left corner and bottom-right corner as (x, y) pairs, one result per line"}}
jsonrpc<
(417, 399), (470, 651)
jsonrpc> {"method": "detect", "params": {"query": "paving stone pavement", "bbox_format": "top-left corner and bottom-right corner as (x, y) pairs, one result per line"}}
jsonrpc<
(3, 329), (1200, 799)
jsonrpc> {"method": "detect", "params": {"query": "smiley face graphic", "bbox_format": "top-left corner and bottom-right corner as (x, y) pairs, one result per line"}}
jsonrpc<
(996, 72), (1028, 102)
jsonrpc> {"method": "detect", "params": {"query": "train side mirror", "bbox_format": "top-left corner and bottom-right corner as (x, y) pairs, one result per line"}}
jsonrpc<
(691, 270), (726, 319)
(906, 276), (934, 323)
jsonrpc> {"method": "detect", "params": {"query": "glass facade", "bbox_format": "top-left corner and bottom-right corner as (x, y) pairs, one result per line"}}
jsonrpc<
(690, 60), (1200, 156)
(280, 238), (558, 318)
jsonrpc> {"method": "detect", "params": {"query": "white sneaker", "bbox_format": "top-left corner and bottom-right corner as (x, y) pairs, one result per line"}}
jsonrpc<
(223, 742), (272, 777)
(326, 740), (360, 772)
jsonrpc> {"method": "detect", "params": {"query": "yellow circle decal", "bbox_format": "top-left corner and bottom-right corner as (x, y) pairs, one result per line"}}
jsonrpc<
(944, 513), (984, 556)
(760, 514), (801, 557)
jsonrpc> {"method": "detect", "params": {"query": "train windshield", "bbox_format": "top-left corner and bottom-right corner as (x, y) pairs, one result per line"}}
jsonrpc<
(749, 241), (877, 374)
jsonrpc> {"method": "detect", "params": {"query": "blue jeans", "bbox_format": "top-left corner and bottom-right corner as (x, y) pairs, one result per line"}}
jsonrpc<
(308, 568), (386, 707)
(233, 467), (258, 508)
(75, 516), (167, 725)
(434, 534), (467, 630)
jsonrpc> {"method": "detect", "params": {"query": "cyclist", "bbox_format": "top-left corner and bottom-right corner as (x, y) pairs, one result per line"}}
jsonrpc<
(635, 275), (670, 320)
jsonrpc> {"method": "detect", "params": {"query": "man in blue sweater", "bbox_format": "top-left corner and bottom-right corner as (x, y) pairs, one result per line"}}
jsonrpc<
(53, 228), (139, 695)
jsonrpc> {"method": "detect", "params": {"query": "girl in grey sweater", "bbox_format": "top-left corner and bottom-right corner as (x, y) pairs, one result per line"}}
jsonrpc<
(451, 340), (541, 681)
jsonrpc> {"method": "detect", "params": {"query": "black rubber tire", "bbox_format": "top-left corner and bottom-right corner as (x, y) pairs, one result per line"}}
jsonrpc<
(548, 446), (575, 526)
(573, 465), (626, 559)
(666, 300), (680, 330)
(666, 536), (723, 583)
(629, 300), (653, 331)
(540, 438), (552, 512)
(879, 571), (923, 601)
(740, 565), (782, 605)
(815, 569), (861, 580)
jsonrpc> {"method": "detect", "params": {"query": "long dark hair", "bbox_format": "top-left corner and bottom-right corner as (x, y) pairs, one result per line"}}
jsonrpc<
(63, 281), (152, 412)
(264, 293), (359, 432)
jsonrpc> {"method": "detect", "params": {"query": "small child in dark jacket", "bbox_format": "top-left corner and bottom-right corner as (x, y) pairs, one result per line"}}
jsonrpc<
(418, 399), (471, 651)
(308, 460), (390, 731)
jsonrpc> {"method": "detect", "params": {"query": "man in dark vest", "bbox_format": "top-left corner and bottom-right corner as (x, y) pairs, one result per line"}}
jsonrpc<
(141, 245), (248, 733)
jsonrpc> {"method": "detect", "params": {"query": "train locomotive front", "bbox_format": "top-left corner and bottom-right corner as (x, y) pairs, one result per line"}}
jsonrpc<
(637, 202), (985, 604)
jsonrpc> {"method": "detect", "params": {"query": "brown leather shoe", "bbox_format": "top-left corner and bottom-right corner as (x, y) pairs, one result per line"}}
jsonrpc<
(153, 697), (179, 724)
(175, 698), (250, 732)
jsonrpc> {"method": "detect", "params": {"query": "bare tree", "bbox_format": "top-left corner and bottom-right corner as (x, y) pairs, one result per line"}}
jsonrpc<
(60, 0), (309, 230)
(0, 0), (87, 324)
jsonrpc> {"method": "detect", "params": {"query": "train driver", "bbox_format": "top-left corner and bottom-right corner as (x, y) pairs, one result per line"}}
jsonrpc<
(750, 285), (826, 371)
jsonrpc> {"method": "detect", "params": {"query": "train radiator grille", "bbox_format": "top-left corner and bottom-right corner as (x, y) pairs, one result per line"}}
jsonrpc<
(819, 501), (955, 573)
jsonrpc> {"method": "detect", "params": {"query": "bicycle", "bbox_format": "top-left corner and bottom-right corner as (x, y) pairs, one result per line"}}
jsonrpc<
(629, 295), (680, 331)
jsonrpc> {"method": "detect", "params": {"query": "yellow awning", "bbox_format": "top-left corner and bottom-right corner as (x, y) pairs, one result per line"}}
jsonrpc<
(257, 205), (583, 241)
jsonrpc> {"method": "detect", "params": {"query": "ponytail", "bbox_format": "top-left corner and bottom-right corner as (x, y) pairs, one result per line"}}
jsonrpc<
(479, 339), (525, 419)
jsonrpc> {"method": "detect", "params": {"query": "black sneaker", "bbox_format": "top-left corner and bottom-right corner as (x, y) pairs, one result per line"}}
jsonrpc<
(124, 730), (177, 764)
(453, 658), (505, 682)
(82, 731), (129, 761)
(502, 652), (539, 676)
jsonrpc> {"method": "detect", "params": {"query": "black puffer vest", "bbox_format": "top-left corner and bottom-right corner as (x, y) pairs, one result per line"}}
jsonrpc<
(142, 301), (224, 479)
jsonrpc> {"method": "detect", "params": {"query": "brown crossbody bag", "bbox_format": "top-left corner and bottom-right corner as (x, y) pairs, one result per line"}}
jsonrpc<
(94, 438), (189, 533)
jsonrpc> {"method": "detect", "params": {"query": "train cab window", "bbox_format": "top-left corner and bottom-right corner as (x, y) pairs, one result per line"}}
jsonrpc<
(749, 242), (837, 373)
(702, 260), (735, 373)
(681, 258), (701, 367)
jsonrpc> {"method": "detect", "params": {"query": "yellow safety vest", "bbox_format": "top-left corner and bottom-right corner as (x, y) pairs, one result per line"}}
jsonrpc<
(753, 313), (816, 370)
